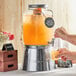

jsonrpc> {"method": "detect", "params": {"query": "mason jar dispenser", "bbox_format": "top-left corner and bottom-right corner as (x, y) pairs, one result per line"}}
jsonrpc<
(23, 4), (55, 71)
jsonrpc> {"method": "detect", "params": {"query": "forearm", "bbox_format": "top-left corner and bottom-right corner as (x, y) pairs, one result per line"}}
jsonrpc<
(65, 35), (76, 45)
(71, 52), (76, 60)
(64, 35), (76, 60)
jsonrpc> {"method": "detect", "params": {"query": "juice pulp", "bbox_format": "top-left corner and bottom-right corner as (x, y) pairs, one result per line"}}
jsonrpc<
(23, 14), (53, 45)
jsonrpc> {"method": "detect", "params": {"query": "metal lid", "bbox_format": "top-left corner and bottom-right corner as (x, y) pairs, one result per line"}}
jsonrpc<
(29, 4), (48, 8)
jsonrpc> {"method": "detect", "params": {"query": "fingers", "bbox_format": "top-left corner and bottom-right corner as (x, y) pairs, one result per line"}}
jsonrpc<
(54, 28), (61, 37)
(56, 48), (72, 60)
(60, 27), (67, 32)
(60, 27), (65, 31)
(54, 27), (66, 34)
(55, 48), (70, 58)
(54, 27), (66, 38)
(61, 56), (67, 61)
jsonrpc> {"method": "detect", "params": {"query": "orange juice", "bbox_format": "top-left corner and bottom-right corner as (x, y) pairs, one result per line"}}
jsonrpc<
(23, 14), (53, 45)
(51, 50), (59, 60)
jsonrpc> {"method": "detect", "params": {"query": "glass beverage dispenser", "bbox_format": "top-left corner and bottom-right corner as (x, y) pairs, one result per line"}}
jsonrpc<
(23, 4), (55, 71)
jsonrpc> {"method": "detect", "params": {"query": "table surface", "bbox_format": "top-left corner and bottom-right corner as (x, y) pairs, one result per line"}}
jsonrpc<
(0, 64), (76, 76)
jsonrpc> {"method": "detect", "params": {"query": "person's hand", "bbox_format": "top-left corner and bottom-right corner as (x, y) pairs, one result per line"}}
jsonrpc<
(54, 27), (68, 40)
(56, 48), (72, 61)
